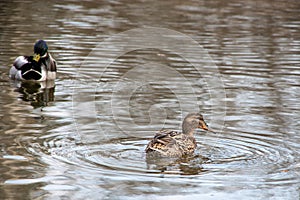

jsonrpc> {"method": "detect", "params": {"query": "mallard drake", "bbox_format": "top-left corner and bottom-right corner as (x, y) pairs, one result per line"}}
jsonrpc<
(146, 113), (214, 157)
(9, 40), (57, 81)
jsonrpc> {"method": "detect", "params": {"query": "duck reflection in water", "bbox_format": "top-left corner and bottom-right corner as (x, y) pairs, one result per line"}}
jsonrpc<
(146, 153), (210, 175)
(11, 80), (55, 108)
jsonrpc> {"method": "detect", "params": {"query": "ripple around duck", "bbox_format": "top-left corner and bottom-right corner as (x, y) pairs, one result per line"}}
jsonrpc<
(16, 110), (298, 199)
(28, 126), (298, 182)
(200, 132), (296, 167)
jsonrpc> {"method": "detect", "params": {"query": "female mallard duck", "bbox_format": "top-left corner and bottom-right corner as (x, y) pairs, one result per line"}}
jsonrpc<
(9, 40), (56, 81)
(146, 113), (214, 157)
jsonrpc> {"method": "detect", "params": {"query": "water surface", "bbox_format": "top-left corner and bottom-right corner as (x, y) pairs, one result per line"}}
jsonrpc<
(0, 0), (300, 199)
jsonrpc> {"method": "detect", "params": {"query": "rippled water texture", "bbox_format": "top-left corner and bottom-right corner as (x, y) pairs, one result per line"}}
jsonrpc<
(1, 0), (300, 199)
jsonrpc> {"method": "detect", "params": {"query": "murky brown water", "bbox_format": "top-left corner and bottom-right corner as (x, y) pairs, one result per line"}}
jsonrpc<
(1, 0), (300, 199)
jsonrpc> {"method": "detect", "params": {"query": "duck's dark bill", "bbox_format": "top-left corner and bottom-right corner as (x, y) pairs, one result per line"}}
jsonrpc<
(22, 70), (42, 80)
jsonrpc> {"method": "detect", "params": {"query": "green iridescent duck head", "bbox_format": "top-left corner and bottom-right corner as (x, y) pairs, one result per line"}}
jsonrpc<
(33, 40), (48, 62)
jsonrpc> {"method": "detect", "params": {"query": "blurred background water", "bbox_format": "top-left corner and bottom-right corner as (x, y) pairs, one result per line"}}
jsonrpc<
(0, 0), (300, 199)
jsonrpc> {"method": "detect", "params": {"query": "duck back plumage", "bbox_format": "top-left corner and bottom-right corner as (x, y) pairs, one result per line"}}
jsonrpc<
(145, 129), (197, 157)
(10, 53), (56, 81)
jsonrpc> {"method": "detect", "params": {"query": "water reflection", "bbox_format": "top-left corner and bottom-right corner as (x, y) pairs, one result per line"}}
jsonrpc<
(146, 154), (210, 175)
(0, 0), (300, 199)
(10, 80), (55, 108)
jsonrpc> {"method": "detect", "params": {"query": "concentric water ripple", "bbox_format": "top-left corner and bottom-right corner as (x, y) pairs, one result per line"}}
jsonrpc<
(1, 0), (300, 199)
(26, 124), (298, 184)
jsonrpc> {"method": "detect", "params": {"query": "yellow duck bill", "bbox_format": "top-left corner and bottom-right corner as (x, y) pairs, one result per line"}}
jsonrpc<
(33, 54), (40, 62)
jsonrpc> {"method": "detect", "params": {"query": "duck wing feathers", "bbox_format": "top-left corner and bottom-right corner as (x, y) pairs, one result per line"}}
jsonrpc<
(45, 53), (57, 72)
(146, 130), (185, 153)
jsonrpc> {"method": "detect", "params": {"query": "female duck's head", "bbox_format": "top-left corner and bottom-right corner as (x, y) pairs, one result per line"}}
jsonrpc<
(182, 113), (215, 135)
(33, 40), (48, 62)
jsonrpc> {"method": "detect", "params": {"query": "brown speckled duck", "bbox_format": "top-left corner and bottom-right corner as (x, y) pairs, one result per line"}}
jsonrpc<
(146, 113), (214, 157)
